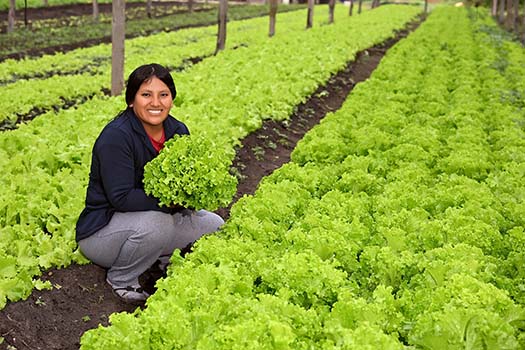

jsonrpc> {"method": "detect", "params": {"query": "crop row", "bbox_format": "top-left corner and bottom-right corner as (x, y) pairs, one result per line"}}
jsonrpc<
(80, 6), (525, 349)
(4, 3), (211, 31)
(0, 5), (333, 124)
(1, 4), (304, 59)
(1, 0), (142, 12)
(0, 5), (421, 309)
(0, 5), (307, 82)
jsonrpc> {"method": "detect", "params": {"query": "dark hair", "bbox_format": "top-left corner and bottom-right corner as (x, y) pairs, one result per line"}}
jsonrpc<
(125, 63), (177, 106)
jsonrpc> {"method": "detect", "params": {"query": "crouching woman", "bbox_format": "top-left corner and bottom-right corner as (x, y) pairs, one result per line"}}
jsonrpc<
(75, 63), (224, 304)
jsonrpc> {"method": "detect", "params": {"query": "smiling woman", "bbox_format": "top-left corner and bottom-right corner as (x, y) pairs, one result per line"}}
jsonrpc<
(75, 63), (225, 305)
(127, 64), (175, 145)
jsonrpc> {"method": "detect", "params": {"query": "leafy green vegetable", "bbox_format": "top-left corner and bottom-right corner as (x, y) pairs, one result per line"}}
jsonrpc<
(82, 7), (525, 348)
(143, 134), (237, 211)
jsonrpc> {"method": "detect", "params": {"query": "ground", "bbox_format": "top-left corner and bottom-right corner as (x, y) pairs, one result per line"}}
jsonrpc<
(0, 5), (421, 349)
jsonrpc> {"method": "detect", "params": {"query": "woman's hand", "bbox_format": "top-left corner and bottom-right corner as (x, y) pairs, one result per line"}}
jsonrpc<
(169, 203), (184, 214)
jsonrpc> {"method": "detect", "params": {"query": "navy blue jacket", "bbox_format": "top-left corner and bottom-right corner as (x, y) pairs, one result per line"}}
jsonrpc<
(75, 108), (189, 241)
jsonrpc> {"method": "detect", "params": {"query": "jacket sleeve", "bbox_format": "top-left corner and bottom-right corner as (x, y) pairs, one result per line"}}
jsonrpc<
(95, 128), (171, 213)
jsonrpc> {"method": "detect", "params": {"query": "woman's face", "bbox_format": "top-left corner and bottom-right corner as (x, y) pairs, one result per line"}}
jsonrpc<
(131, 76), (173, 131)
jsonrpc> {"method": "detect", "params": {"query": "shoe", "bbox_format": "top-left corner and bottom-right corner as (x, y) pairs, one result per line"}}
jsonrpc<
(106, 277), (150, 305)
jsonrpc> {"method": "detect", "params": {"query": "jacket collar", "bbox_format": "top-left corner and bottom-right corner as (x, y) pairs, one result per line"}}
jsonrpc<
(126, 107), (177, 154)
(127, 108), (157, 155)
(127, 108), (147, 136)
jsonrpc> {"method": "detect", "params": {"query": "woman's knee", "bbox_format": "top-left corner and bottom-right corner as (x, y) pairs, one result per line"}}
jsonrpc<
(194, 210), (225, 234)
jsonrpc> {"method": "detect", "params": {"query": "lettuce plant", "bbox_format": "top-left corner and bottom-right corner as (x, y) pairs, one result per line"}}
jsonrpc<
(143, 134), (237, 211)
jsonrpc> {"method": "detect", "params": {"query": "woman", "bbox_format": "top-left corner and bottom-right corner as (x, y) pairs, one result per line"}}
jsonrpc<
(76, 63), (224, 304)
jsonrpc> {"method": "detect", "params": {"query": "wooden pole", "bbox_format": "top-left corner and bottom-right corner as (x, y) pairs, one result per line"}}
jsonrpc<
(306, 0), (314, 28)
(505, 0), (513, 29)
(512, 0), (519, 30)
(92, 0), (100, 22)
(522, 0), (525, 44)
(111, 0), (126, 96)
(146, 0), (152, 18)
(24, 0), (28, 27)
(328, 0), (335, 23)
(216, 0), (228, 53)
(7, 0), (16, 33)
(269, 0), (278, 37)
(498, 0), (505, 24)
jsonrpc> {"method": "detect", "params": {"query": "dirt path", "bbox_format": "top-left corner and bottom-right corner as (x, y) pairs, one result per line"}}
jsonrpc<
(0, 17), (422, 350)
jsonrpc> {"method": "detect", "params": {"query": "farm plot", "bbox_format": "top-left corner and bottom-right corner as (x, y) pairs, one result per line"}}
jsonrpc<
(0, 4), (420, 310)
(1, 3), (295, 58)
(79, 6), (525, 349)
(0, 33), (414, 350)
(0, 5), (308, 126)
(0, 4), (422, 349)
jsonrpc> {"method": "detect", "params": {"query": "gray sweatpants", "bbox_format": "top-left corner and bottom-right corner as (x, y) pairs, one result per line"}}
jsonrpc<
(78, 210), (224, 288)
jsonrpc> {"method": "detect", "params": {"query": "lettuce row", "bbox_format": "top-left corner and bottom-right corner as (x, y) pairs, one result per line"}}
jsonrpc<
(0, 5), (421, 308)
(0, 5), (329, 123)
(2, 0), (142, 12)
(81, 6), (525, 349)
(0, 5), (308, 82)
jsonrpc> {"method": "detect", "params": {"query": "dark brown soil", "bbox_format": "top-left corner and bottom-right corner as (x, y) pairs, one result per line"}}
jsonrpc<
(0, 10), (422, 350)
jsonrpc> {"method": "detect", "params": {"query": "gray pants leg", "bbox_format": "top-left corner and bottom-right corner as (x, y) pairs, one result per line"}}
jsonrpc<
(78, 210), (224, 288)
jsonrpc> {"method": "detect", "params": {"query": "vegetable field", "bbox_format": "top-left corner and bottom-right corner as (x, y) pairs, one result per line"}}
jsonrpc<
(1, 2), (525, 349)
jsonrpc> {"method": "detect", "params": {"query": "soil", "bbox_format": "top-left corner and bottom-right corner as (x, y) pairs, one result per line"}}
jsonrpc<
(0, 6), (423, 349)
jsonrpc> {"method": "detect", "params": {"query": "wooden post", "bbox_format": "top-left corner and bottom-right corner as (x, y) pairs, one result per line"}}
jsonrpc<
(216, 0), (228, 53)
(522, 0), (525, 44)
(328, 0), (335, 23)
(512, 0), (519, 30)
(92, 0), (99, 22)
(424, 0), (428, 14)
(306, 0), (314, 28)
(111, 0), (126, 96)
(498, 0), (505, 24)
(505, 0), (513, 29)
(146, 0), (152, 18)
(7, 0), (16, 33)
(269, 0), (278, 37)
(24, 0), (27, 27)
